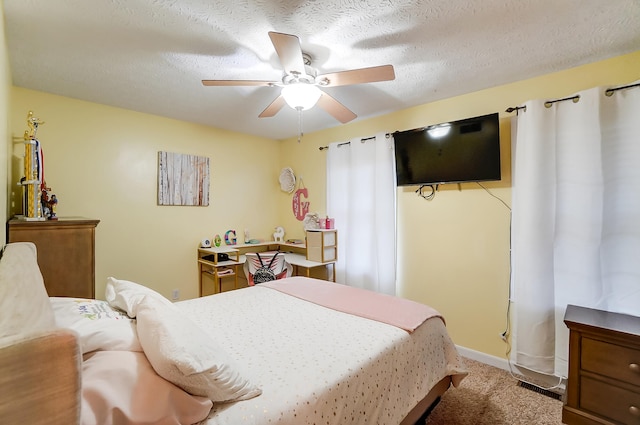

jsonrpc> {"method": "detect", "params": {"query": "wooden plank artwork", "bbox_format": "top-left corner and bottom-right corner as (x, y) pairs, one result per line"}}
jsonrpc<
(158, 151), (210, 206)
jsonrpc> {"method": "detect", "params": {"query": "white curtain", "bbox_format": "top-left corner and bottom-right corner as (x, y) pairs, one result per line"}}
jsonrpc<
(326, 132), (396, 295)
(511, 83), (640, 378)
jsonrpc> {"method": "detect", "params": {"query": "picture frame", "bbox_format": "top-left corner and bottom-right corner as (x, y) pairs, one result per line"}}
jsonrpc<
(157, 151), (210, 206)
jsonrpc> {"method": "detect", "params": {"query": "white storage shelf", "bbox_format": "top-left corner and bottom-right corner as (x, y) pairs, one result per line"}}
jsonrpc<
(306, 229), (337, 263)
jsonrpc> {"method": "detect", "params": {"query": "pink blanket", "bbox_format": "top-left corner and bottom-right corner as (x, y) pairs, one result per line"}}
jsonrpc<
(261, 277), (443, 333)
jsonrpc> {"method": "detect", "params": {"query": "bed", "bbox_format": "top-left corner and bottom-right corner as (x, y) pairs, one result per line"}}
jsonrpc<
(0, 242), (467, 425)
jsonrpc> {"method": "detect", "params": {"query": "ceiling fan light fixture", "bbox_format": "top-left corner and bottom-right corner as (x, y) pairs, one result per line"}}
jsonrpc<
(281, 83), (322, 110)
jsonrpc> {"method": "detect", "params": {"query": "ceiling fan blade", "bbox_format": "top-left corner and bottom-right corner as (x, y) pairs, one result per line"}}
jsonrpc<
(268, 31), (307, 76)
(259, 95), (287, 118)
(317, 92), (357, 123)
(317, 64), (395, 87)
(202, 80), (277, 87)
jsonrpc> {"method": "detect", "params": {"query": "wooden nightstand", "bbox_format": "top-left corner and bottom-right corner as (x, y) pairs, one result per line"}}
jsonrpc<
(563, 304), (640, 425)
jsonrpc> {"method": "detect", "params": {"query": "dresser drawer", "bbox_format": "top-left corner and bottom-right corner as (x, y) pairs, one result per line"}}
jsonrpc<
(580, 375), (640, 425)
(306, 246), (337, 262)
(582, 338), (640, 386)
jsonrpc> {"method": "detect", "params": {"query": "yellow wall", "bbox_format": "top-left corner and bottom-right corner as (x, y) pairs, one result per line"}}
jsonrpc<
(3, 6), (638, 363)
(9, 88), (282, 300)
(1, 1), (9, 241)
(278, 50), (640, 358)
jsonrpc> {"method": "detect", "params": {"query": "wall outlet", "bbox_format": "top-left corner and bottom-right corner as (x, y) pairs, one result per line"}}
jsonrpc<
(171, 289), (180, 301)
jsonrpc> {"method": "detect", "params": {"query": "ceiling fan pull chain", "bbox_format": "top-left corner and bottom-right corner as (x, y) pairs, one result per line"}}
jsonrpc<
(297, 107), (303, 143)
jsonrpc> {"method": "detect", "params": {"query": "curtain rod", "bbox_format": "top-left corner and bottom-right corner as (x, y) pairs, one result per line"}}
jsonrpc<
(318, 133), (390, 151)
(319, 141), (349, 151)
(504, 95), (580, 112)
(505, 105), (526, 114)
(506, 82), (640, 113)
(605, 81), (640, 96)
(544, 95), (580, 108)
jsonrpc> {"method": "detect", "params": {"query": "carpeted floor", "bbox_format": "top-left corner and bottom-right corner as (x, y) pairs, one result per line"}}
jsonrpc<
(425, 358), (564, 425)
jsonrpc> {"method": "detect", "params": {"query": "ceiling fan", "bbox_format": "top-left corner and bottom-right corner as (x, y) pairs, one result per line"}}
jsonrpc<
(202, 31), (395, 125)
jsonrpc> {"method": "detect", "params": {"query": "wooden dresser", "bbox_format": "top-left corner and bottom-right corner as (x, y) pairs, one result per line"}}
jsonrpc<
(7, 217), (100, 298)
(563, 304), (640, 425)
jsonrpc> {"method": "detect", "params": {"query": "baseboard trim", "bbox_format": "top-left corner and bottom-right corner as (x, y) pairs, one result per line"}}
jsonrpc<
(455, 345), (566, 393)
(455, 345), (511, 370)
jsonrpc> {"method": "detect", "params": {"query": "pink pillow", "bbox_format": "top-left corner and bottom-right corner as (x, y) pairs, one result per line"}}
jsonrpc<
(81, 351), (212, 425)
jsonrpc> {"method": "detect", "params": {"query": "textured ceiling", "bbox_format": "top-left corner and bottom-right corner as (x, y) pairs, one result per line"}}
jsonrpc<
(4, 0), (640, 140)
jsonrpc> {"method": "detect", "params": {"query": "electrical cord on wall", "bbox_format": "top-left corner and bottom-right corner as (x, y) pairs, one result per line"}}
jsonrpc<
(415, 184), (436, 200)
(413, 180), (563, 390)
(477, 182), (566, 392)
(476, 182), (510, 210)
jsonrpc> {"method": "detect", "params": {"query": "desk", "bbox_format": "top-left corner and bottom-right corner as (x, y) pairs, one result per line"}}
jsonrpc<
(197, 247), (242, 297)
(233, 241), (307, 254)
(284, 253), (336, 282)
(198, 242), (336, 296)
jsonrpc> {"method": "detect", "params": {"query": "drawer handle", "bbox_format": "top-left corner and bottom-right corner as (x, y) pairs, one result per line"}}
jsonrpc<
(631, 363), (640, 373)
(630, 406), (640, 417)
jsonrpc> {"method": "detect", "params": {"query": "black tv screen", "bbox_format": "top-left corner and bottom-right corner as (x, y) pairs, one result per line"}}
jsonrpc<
(393, 112), (501, 186)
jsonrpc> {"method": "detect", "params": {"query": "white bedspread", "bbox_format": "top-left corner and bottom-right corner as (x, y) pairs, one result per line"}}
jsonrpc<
(175, 285), (466, 425)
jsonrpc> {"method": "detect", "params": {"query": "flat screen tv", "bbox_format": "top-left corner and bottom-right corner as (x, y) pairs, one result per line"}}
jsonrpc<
(393, 112), (501, 186)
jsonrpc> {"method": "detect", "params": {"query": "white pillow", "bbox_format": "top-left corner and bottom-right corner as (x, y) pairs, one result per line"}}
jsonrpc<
(50, 297), (141, 354)
(105, 276), (172, 318)
(81, 351), (213, 425)
(0, 242), (55, 338)
(136, 296), (262, 403)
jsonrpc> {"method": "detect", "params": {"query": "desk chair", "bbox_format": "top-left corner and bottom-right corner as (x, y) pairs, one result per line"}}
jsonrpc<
(243, 252), (292, 286)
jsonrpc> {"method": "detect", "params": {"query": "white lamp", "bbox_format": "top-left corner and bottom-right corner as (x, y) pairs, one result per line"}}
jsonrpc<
(281, 83), (322, 110)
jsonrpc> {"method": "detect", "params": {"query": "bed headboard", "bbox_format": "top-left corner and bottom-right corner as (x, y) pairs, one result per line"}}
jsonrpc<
(0, 242), (81, 424)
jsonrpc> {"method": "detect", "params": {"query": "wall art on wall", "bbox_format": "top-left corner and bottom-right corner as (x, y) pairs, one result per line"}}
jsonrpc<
(157, 151), (210, 206)
(292, 187), (309, 221)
